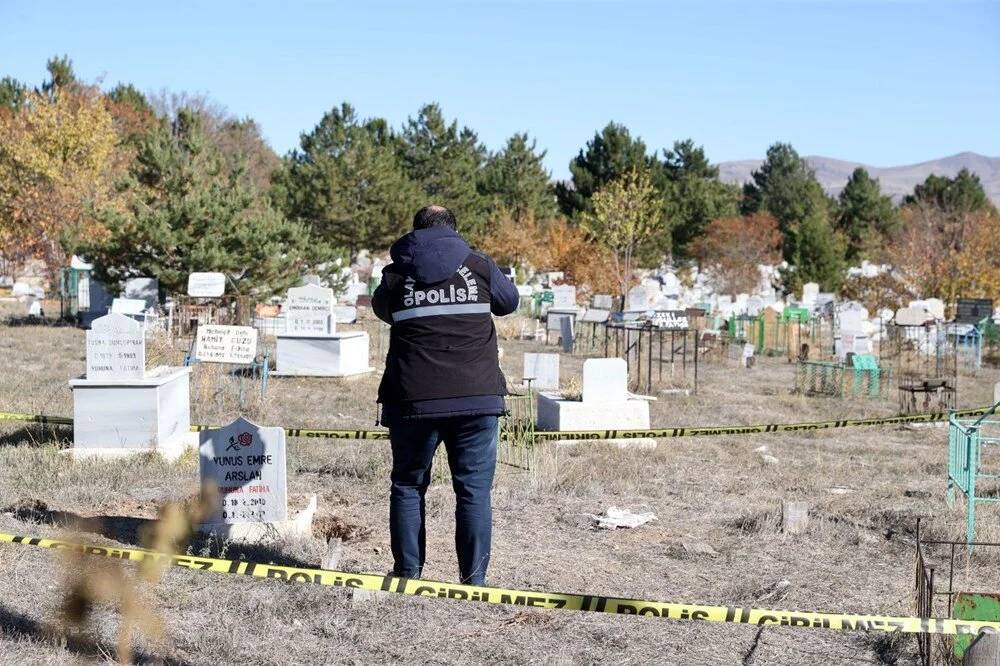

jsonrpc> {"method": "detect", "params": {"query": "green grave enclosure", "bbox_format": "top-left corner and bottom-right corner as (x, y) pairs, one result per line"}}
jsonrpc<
(947, 403), (1000, 546)
(794, 354), (891, 399)
(953, 593), (1000, 659)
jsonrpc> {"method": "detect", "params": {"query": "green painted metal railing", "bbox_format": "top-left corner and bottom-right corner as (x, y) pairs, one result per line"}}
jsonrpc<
(794, 355), (891, 399)
(947, 401), (1000, 546)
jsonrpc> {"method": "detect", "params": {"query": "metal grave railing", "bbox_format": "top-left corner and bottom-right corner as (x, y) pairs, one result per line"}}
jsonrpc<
(947, 401), (1000, 546)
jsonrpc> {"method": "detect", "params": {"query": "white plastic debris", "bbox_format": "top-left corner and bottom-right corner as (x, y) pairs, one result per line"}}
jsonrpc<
(592, 507), (657, 530)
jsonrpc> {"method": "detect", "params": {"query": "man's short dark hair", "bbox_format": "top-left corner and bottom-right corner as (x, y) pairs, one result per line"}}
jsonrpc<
(413, 205), (457, 231)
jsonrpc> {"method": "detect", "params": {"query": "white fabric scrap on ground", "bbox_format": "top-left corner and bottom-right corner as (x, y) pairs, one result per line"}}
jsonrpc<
(592, 506), (657, 529)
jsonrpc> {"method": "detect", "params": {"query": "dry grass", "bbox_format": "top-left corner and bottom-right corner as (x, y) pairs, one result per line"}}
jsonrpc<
(0, 319), (999, 664)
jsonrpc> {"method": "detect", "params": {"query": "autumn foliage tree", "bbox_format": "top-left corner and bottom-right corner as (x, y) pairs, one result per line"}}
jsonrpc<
(692, 213), (782, 294)
(581, 169), (661, 298)
(479, 211), (618, 297)
(886, 171), (998, 307)
(0, 85), (122, 281)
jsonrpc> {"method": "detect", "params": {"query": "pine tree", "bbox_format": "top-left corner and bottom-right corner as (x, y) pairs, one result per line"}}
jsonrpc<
(86, 109), (330, 297)
(275, 102), (420, 255)
(742, 143), (845, 291)
(478, 132), (556, 220)
(555, 122), (659, 218)
(835, 167), (896, 261)
(398, 103), (488, 240)
(662, 139), (739, 259)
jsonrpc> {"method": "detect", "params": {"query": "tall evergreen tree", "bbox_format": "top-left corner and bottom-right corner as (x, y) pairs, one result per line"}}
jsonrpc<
(478, 133), (556, 219)
(398, 103), (488, 239)
(662, 139), (739, 259)
(742, 143), (845, 291)
(555, 122), (660, 218)
(904, 168), (994, 215)
(86, 109), (330, 297)
(0, 77), (27, 112)
(41, 55), (77, 96)
(275, 102), (420, 255)
(835, 167), (896, 261)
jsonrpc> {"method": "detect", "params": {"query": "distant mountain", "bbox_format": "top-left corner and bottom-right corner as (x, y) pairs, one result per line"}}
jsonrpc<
(717, 152), (1000, 204)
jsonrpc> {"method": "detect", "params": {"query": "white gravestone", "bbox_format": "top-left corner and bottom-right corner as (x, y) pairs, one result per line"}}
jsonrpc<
(801, 283), (820, 305)
(274, 287), (374, 377)
(552, 285), (577, 309)
(581, 308), (610, 323)
(200, 417), (288, 524)
(523, 353), (559, 390)
(592, 294), (614, 310)
(895, 307), (932, 327)
(111, 298), (147, 316)
(626, 285), (649, 312)
(547, 311), (575, 333)
(71, 313), (192, 459)
(196, 325), (258, 364)
(536, 357), (652, 447)
(332, 305), (358, 324)
(86, 313), (145, 380)
(187, 272), (226, 298)
(284, 284), (335, 336)
(583, 358), (628, 403)
(124, 277), (158, 310)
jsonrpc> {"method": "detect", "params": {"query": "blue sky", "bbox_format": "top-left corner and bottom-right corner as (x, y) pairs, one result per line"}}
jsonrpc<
(2, 1), (998, 179)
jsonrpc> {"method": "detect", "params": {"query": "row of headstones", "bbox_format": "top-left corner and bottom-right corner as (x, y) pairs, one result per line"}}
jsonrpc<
(523, 352), (631, 403)
(87, 283), (371, 381)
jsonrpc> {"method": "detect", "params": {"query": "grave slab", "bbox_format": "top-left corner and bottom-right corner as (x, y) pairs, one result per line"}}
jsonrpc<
(537, 357), (653, 448)
(69, 365), (194, 460)
(274, 331), (374, 377)
(523, 352), (559, 390)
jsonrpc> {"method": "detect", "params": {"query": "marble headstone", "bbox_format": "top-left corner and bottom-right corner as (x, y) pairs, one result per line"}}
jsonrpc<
(187, 272), (226, 298)
(199, 417), (287, 524)
(123, 277), (158, 310)
(195, 325), (258, 364)
(592, 294), (614, 310)
(86, 313), (145, 380)
(523, 352), (560, 390)
(582, 358), (628, 404)
(552, 285), (577, 309)
(111, 298), (146, 315)
(332, 305), (358, 324)
(801, 282), (820, 305)
(895, 307), (932, 327)
(626, 285), (648, 312)
(284, 284), (335, 336)
(581, 308), (610, 323)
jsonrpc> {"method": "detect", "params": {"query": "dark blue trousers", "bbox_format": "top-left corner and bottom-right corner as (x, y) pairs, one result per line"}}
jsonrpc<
(389, 414), (498, 585)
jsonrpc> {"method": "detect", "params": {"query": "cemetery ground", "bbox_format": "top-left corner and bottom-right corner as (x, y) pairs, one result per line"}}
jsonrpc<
(1, 316), (999, 664)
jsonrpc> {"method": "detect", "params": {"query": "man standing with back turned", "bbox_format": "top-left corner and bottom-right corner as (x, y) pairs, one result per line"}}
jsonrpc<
(372, 205), (519, 585)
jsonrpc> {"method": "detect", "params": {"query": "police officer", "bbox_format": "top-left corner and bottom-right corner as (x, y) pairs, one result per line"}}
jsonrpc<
(372, 205), (519, 585)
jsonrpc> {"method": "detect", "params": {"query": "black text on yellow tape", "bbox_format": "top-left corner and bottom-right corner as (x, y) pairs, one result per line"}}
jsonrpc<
(1, 532), (997, 637)
(0, 411), (74, 427)
(1, 406), (990, 443)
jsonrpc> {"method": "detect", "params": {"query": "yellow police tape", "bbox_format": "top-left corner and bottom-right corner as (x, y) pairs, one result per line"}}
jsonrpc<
(0, 532), (996, 636)
(1, 406), (991, 442)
